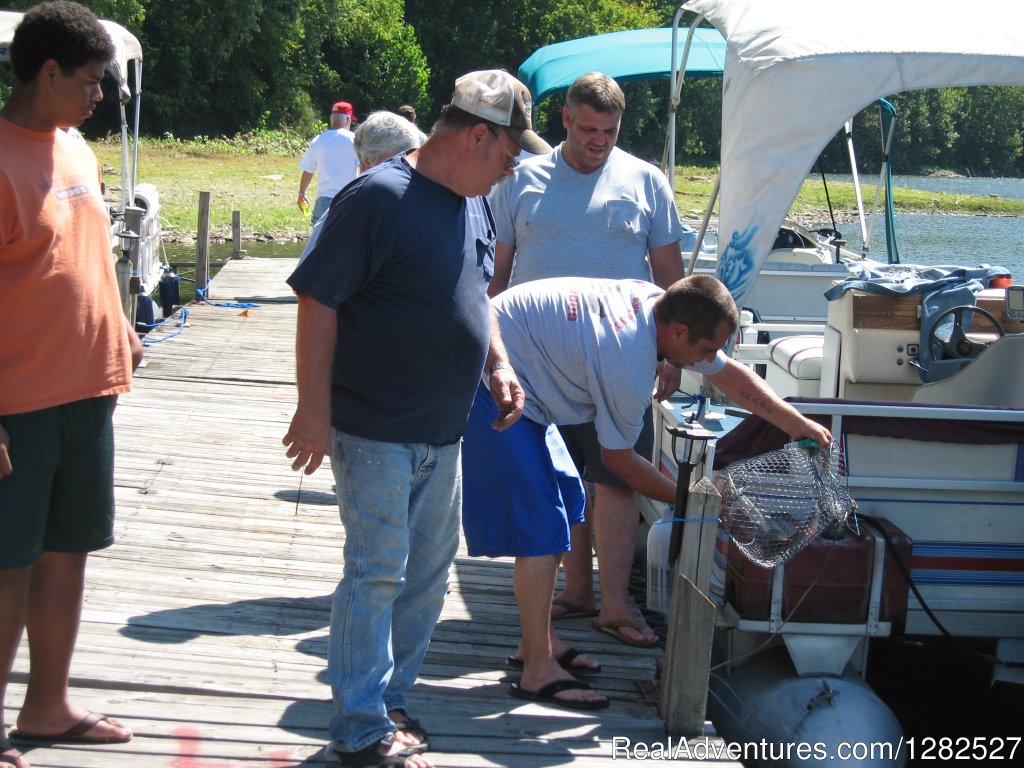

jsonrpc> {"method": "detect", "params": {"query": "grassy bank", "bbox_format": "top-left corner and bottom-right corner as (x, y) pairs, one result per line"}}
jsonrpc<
(92, 137), (1024, 242)
(93, 135), (311, 243)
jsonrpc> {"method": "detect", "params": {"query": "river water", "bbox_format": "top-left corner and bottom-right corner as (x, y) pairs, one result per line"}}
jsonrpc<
(822, 174), (1024, 277)
(165, 174), (1024, 281)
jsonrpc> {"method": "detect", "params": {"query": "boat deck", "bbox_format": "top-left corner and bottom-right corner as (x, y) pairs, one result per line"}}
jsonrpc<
(7, 258), (739, 767)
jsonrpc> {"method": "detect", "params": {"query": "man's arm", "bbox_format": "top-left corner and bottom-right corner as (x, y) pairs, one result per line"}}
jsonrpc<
(0, 423), (11, 477)
(126, 315), (143, 372)
(112, 315), (145, 411)
(484, 302), (524, 430)
(282, 292), (337, 474)
(649, 241), (686, 398)
(600, 446), (675, 504)
(648, 240), (685, 290)
(297, 170), (315, 212)
(487, 241), (515, 298)
(707, 359), (833, 445)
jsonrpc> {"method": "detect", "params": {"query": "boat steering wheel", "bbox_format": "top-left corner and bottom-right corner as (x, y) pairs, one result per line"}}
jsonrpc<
(927, 304), (1005, 361)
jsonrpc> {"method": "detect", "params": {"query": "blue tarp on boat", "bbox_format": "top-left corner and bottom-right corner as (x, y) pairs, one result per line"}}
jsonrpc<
(518, 27), (726, 104)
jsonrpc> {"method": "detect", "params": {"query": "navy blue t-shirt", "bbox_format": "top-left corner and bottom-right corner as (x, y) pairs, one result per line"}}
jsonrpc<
(287, 153), (495, 444)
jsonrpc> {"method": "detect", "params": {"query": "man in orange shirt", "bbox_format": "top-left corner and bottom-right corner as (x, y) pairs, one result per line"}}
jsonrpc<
(1, 4), (141, 766)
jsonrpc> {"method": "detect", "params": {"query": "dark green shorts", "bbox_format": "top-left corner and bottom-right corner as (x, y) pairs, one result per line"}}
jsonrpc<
(0, 396), (116, 569)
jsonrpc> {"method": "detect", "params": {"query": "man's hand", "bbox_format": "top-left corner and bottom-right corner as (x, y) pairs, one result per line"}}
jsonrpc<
(790, 418), (833, 449)
(488, 368), (524, 431)
(0, 423), (12, 477)
(282, 407), (331, 475)
(653, 359), (682, 401)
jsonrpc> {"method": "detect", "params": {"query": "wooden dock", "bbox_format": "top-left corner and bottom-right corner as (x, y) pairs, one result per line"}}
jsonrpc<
(7, 258), (740, 767)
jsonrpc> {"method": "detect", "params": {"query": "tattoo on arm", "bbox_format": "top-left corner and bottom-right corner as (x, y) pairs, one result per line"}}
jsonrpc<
(739, 387), (776, 416)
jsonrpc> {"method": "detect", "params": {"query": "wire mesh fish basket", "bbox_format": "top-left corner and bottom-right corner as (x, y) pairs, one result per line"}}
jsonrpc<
(715, 440), (851, 568)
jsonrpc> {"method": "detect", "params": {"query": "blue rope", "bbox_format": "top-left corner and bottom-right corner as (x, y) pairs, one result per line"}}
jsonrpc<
(195, 280), (261, 309)
(141, 308), (189, 346)
(677, 390), (708, 422)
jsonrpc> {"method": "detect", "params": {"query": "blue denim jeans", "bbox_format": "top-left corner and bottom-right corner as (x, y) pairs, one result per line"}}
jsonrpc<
(327, 429), (461, 753)
(311, 195), (332, 225)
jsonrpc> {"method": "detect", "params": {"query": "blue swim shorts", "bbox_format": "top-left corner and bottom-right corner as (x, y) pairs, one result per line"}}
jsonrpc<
(462, 382), (586, 557)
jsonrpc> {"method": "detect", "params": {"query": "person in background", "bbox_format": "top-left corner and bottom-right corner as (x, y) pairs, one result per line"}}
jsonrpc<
(282, 69), (548, 768)
(488, 72), (686, 647)
(1, 4), (142, 767)
(462, 275), (832, 709)
(298, 110), (423, 265)
(397, 104), (428, 144)
(297, 100), (359, 223)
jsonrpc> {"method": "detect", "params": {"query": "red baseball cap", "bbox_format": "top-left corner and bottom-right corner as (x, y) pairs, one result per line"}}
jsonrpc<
(331, 101), (356, 119)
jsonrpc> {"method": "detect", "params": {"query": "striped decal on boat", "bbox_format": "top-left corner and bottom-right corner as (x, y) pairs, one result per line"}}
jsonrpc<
(910, 541), (1024, 586)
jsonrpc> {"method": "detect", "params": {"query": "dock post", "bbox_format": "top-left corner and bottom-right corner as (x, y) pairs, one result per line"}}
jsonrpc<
(196, 191), (211, 296)
(660, 476), (721, 736)
(231, 210), (247, 259)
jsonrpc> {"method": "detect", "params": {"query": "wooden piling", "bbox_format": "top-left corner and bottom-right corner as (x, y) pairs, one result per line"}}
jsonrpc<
(196, 191), (211, 294)
(231, 210), (247, 259)
(660, 475), (722, 737)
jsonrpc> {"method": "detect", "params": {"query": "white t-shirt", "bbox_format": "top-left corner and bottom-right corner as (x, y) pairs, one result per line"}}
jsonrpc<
(299, 128), (359, 199)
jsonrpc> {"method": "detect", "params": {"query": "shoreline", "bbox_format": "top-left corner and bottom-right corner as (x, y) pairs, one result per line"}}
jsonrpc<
(161, 207), (1023, 245)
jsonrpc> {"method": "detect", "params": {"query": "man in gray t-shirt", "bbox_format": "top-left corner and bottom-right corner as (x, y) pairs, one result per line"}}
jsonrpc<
(487, 72), (687, 647)
(462, 275), (832, 708)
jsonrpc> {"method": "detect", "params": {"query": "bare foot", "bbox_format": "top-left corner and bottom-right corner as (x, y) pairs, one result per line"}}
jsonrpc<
(340, 736), (433, 767)
(1, 742), (30, 768)
(550, 593), (597, 619)
(519, 657), (607, 707)
(595, 612), (659, 646)
(380, 738), (431, 767)
(387, 709), (428, 753)
(514, 639), (600, 674)
(14, 710), (132, 743)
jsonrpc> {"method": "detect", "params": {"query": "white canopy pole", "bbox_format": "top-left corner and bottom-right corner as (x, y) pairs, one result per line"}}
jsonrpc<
(844, 119), (869, 253)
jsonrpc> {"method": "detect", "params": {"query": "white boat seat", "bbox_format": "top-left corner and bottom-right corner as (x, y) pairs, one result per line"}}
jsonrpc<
(768, 335), (824, 379)
(765, 334), (824, 398)
(912, 333), (1024, 408)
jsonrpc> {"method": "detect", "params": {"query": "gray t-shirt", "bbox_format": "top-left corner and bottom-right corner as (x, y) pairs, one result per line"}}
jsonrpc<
(489, 144), (683, 286)
(493, 277), (727, 450)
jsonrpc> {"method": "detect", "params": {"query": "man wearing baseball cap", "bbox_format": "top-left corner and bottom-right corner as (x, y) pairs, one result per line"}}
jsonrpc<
(283, 70), (547, 767)
(297, 100), (359, 223)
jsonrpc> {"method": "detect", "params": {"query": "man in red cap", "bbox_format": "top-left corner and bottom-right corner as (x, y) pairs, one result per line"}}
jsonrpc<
(297, 100), (359, 223)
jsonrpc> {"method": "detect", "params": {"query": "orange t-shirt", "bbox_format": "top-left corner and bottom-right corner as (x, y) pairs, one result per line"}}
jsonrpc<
(0, 117), (131, 416)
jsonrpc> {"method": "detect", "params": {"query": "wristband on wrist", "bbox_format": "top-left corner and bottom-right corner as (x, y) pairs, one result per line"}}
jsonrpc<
(489, 361), (514, 376)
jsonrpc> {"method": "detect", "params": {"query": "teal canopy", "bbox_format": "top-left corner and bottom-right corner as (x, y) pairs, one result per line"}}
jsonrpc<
(518, 27), (726, 103)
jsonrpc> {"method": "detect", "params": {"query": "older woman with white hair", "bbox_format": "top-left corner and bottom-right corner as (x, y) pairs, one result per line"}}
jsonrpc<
(354, 110), (424, 167)
(299, 111), (423, 263)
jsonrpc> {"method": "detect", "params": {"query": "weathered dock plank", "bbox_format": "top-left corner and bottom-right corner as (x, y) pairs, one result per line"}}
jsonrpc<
(7, 258), (739, 767)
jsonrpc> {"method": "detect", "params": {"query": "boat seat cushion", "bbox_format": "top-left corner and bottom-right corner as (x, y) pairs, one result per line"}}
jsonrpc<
(768, 335), (824, 380)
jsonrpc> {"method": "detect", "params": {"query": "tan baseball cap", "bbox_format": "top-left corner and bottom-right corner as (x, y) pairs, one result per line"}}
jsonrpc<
(451, 70), (551, 155)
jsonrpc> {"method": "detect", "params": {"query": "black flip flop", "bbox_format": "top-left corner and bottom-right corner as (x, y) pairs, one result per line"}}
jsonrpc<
(506, 647), (602, 676)
(509, 679), (610, 710)
(333, 732), (421, 767)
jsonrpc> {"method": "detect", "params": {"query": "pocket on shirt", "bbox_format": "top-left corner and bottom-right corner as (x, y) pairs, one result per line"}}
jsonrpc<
(476, 236), (495, 280)
(604, 199), (643, 237)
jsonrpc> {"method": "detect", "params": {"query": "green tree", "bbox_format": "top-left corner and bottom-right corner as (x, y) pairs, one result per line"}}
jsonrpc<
(953, 86), (1024, 175)
(138, 0), (427, 138)
(309, 0), (429, 126)
(404, 0), (660, 136)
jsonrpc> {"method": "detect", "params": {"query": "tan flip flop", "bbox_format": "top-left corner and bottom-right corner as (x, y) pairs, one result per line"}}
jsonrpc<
(593, 618), (660, 648)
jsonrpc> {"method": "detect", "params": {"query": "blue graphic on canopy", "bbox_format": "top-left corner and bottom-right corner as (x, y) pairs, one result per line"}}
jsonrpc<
(716, 226), (759, 301)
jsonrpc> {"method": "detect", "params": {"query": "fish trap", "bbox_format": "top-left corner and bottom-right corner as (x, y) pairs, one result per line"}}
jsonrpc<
(715, 440), (851, 568)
